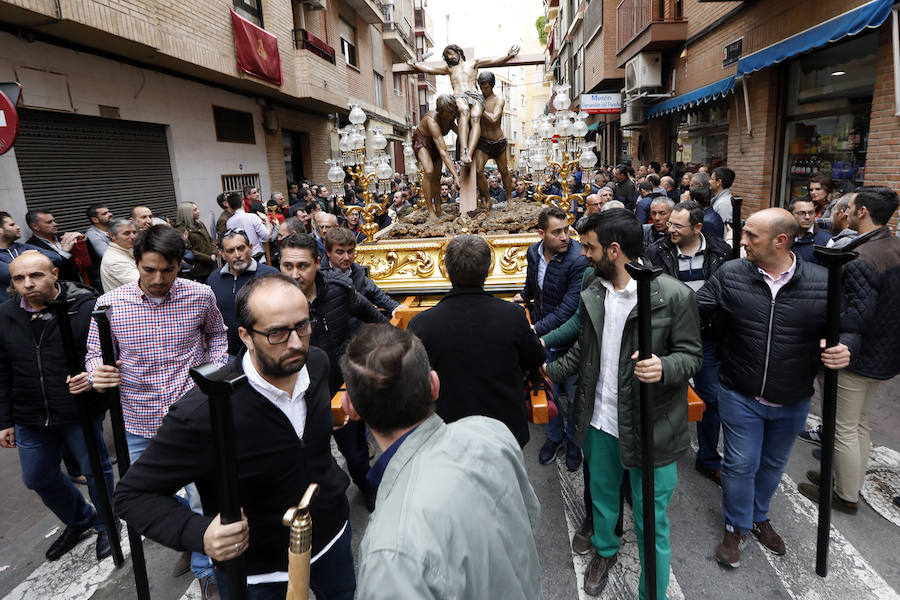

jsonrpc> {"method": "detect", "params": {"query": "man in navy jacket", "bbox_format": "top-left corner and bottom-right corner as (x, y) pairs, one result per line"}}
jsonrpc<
(515, 206), (588, 469)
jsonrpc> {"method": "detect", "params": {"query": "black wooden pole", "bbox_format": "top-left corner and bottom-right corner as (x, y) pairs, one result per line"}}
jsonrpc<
(92, 307), (151, 599)
(731, 195), (743, 260)
(48, 299), (124, 567)
(190, 363), (248, 600)
(623, 261), (663, 600)
(811, 246), (856, 577)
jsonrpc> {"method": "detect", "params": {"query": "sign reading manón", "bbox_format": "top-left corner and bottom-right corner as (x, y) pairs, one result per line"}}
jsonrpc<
(581, 93), (622, 114)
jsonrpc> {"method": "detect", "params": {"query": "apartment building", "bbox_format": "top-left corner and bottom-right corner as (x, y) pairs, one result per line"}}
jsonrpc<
(548, 0), (900, 216)
(0, 0), (422, 232)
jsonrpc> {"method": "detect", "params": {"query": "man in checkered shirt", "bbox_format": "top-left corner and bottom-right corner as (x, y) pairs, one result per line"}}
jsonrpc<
(87, 224), (227, 598)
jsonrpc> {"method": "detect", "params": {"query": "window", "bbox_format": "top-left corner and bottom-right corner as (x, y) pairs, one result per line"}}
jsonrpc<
(222, 173), (261, 195)
(418, 89), (428, 118)
(213, 106), (256, 144)
(233, 0), (263, 27)
(340, 19), (358, 68)
(393, 74), (403, 96)
(573, 48), (584, 97)
(374, 73), (385, 109)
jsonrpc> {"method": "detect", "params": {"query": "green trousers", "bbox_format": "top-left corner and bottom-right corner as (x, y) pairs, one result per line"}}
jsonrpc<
(583, 426), (677, 600)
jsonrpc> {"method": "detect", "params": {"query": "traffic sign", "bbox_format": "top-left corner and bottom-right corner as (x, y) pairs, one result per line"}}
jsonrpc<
(0, 82), (22, 156)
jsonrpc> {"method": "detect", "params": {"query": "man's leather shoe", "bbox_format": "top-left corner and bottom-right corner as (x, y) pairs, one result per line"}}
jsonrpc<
(695, 464), (722, 487)
(45, 522), (93, 561)
(172, 550), (192, 576)
(571, 516), (593, 555)
(583, 551), (617, 596)
(96, 530), (111, 561)
(565, 441), (583, 472)
(798, 483), (858, 515)
(538, 438), (562, 465)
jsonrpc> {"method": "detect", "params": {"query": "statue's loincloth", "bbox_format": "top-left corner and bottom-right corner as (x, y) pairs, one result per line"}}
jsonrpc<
(455, 90), (485, 109)
(476, 136), (508, 160)
(412, 131), (440, 161)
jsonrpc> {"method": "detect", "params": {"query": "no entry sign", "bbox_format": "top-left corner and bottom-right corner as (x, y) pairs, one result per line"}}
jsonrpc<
(0, 83), (22, 156)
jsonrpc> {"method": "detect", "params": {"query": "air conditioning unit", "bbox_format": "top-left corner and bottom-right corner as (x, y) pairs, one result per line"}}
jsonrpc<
(620, 92), (645, 128)
(301, 0), (326, 10)
(624, 52), (662, 94)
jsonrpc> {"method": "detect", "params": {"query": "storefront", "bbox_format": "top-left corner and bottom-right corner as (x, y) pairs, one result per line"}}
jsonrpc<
(670, 102), (730, 172)
(780, 33), (878, 202)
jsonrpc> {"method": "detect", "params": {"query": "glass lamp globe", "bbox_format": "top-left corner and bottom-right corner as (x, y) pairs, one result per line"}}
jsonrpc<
(556, 118), (572, 138)
(552, 85), (571, 111)
(327, 161), (345, 184)
(579, 149), (598, 169)
(348, 104), (366, 125)
(572, 118), (589, 138)
(538, 119), (555, 140)
(375, 159), (393, 181)
(371, 128), (388, 151)
(338, 135), (351, 153)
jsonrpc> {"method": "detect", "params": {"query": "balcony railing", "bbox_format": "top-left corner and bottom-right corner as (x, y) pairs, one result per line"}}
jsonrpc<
(382, 14), (414, 51)
(293, 28), (336, 64)
(617, 0), (654, 53)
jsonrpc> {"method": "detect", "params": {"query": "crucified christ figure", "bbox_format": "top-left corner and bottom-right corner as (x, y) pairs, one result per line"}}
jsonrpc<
(407, 44), (520, 165)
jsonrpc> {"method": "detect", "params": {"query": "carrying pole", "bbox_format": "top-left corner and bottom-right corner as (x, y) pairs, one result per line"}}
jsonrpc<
(48, 299), (124, 567)
(623, 261), (663, 600)
(283, 484), (319, 600)
(92, 307), (151, 598)
(811, 246), (856, 577)
(190, 363), (248, 600)
(731, 195), (743, 260)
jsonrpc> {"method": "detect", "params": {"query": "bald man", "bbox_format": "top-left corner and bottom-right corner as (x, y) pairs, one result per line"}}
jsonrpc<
(0, 251), (116, 562)
(313, 212), (338, 259)
(696, 208), (850, 569)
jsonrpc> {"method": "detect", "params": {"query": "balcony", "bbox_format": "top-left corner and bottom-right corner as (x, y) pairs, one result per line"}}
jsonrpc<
(342, 0), (385, 25)
(293, 29), (335, 64)
(382, 15), (416, 60)
(616, 0), (687, 67)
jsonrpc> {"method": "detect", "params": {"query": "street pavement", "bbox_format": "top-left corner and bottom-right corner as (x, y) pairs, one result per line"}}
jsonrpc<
(1, 375), (898, 600)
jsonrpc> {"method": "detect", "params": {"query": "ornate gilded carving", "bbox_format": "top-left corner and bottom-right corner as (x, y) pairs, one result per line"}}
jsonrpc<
(361, 250), (434, 279)
(496, 245), (529, 274)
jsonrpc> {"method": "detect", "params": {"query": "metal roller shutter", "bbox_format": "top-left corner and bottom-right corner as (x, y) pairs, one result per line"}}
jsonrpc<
(14, 108), (178, 233)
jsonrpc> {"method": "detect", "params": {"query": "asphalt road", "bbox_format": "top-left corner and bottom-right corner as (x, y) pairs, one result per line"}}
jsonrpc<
(0, 375), (898, 600)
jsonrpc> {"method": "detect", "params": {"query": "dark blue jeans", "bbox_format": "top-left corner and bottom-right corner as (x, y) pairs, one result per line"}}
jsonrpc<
(546, 348), (577, 444)
(15, 415), (115, 532)
(214, 523), (355, 600)
(719, 387), (810, 533)
(694, 339), (722, 470)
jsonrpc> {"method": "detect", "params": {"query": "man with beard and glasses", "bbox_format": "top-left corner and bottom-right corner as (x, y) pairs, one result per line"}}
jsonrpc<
(207, 229), (278, 359)
(546, 209), (702, 598)
(114, 273), (354, 600)
(407, 44), (520, 165)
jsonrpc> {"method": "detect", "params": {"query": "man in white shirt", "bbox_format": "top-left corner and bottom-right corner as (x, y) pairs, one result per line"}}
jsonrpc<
(225, 194), (272, 261)
(546, 208), (702, 599)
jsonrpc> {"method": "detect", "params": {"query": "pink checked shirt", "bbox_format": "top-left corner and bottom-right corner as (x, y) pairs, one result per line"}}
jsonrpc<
(86, 278), (228, 438)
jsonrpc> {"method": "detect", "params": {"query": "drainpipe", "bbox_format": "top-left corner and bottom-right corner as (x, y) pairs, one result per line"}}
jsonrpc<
(892, 7), (899, 117)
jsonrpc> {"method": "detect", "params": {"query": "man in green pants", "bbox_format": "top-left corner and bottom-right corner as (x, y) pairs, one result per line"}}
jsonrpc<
(546, 208), (702, 598)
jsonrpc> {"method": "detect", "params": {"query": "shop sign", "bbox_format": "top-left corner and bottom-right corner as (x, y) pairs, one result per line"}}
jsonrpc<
(0, 83), (21, 156)
(723, 38), (743, 68)
(581, 93), (622, 114)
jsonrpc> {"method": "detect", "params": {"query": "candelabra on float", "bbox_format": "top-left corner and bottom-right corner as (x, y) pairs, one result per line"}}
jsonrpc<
(529, 84), (598, 224)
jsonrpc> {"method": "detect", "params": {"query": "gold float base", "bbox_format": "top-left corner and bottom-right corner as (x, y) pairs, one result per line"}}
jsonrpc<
(355, 233), (538, 294)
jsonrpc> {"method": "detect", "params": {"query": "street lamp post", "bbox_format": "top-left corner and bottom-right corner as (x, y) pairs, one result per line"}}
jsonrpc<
(530, 84), (598, 224)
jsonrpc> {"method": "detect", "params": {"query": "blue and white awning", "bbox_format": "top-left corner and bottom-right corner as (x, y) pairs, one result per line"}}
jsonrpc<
(644, 76), (736, 119)
(736, 0), (893, 76)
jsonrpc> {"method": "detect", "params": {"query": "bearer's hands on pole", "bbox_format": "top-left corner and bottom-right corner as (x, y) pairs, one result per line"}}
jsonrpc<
(631, 352), (663, 383)
(820, 340), (851, 370)
(203, 510), (249, 562)
(92, 360), (123, 390)
(66, 372), (91, 394)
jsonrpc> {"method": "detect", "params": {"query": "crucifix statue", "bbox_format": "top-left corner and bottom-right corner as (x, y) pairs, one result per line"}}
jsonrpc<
(407, 44), (520, 166)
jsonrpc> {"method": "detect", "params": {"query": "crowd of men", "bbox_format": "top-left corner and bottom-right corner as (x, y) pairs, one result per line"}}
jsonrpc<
(0, 161), (899, 600)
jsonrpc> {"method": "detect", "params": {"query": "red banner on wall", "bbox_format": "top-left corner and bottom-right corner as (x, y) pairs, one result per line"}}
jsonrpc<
(230, 9), (283, 86)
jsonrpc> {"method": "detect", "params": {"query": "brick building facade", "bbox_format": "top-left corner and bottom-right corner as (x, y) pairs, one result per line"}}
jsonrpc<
(0, 0), (425, 231)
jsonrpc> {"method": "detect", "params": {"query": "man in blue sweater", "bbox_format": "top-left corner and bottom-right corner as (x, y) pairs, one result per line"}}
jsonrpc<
(206, 230), (278, 358)
(514, 206), (588, 470)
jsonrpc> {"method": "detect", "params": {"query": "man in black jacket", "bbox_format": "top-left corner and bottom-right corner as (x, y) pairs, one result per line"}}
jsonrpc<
(408, 235), (545, 447)
(321, 227), (401, 318)
(514, 206), (588, 469)
(114, 273), (354, 599)
(0, 251), (115, 562)
(279, 233), (387, 511)
(646, 200), (732, 486)
(696, 208), (850, 569)
(797, 187), (900, 513)
(25, 209), (83, 283)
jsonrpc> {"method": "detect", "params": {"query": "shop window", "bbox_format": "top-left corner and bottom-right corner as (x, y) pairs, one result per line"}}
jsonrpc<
(671, 103), (729, 171)
(234, 0), (263, 27)
(213, 106), (256, 144)
(340, 19), (358, 68)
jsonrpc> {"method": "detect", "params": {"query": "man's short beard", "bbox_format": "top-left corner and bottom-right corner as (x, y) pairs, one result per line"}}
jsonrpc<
(257, 347), (307, 378)
(591, 252), (617, 282)
(231, 259), (250, 273)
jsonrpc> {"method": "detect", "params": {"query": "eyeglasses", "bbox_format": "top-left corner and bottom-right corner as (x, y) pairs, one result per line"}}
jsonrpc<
(793, 210), (815, 217)
(666, 222), (690, 231)
(250, 319), (316, 344)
